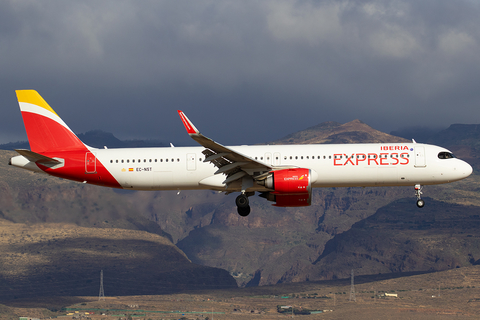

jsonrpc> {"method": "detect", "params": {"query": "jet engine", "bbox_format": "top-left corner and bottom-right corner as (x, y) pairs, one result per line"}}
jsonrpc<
(257, 168), (318, 207)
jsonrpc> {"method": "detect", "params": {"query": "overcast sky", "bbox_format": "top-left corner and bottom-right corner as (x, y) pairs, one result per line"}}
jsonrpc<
(1, 0), (480, 146)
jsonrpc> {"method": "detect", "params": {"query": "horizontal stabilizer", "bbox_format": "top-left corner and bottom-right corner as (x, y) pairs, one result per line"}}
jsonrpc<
(15, 149), (62, 165)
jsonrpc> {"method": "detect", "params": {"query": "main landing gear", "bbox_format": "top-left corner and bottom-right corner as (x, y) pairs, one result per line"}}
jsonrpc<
(415, 184), (425, 208)
(236, 193), (251, 217)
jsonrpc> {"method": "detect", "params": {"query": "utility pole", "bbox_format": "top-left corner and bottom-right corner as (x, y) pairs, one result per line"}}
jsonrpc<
(349, 269), (356, 302)
(99, 270), (105, 301)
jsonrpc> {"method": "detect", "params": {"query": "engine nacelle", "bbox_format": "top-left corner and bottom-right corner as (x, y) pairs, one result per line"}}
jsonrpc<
(260, 168), (317, 194)
(257, 168), (318, 207)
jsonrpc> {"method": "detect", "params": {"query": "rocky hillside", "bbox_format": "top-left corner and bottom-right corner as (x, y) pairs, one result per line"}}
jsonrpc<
(0, 220), (236, 299)
(271, 119), (409, 144)
(305, 197), (480, 282)
(1, 119), (479, 291)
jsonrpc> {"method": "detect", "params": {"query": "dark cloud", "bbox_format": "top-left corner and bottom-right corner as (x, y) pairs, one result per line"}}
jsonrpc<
(1, 0), (480, 145)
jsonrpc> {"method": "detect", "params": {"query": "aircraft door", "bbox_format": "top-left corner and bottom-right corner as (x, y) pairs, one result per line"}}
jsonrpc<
(187, 153), (196, 171)
(85, 152), (97, 173)
(414, 147), (426, 167)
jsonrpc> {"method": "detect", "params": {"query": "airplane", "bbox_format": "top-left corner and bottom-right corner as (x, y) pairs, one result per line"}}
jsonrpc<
(9, 90), (473, 216)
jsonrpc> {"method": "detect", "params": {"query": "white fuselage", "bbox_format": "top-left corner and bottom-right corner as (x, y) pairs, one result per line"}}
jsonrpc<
(88, 143), (472, 191)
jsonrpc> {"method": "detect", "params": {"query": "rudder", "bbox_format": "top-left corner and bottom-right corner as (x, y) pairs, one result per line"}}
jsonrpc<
(16, 90), (87, 153)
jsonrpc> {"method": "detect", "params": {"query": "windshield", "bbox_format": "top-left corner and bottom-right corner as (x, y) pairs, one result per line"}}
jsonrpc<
(438, 151), (455, 159)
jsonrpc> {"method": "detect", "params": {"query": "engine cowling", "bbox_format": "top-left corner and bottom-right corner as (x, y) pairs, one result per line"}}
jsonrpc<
(257, 168), (318, 207)
(260, 168), (317, 193)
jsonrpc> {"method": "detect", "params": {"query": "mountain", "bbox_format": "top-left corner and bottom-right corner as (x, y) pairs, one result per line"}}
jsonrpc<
(0, 220), (236, 299)
(272, 119), (409, 144)
(0, 130), (167, 151)
(304, 197), (480, 282)
(1, 119), (479, 292)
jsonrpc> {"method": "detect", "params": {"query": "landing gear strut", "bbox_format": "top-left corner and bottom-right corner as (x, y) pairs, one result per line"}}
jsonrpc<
(236, 193), (251, 217)
(415, 184), (425, 208)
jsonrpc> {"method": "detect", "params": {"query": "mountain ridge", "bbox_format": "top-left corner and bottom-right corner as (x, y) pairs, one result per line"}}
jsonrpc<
(0, 118), (479, 292)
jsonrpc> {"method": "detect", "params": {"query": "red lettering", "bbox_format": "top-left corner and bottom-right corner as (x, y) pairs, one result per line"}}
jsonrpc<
(380, 153), (389, 165)
(368, 153), (378, 165)
(400, 153), (409, 165)
(381, 145), (408, 151)
(344, 154), (355, 166)
(356, 153), (366, 165)
(391, 153), (399, 165)
(333, 154), (343, 166)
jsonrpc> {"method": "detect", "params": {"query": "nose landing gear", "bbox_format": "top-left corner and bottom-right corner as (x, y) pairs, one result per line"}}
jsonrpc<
(415, 184), (425, 208)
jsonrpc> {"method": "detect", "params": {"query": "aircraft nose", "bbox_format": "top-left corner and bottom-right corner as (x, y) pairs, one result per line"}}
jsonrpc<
(460, 160), (473, 178)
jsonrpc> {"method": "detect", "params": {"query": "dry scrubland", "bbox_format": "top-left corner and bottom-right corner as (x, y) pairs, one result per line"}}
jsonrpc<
(3, 265), (480, 319)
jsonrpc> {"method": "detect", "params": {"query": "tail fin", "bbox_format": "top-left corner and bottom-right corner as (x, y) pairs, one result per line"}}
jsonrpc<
(16, 90), (87, 153)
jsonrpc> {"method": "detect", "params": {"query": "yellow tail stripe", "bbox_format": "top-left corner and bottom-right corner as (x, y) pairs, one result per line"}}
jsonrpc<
(16, 90), (59, 117)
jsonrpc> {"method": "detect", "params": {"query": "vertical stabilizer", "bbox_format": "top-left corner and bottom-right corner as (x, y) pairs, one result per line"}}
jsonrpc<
(16, 90), (87, 153)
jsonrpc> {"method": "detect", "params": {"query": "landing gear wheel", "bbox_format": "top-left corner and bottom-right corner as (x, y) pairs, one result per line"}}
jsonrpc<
(414, 184), (424, 208)
(237, 206), (251, 217)
(236, 194), (251, 216)
(416, 199), (425, 208)
(235, 194), (249, 208)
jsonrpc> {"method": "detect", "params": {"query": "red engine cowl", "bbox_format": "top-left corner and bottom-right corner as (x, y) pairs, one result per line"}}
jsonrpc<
(257, 168), (318, 207)
(261, 168), (316, 194)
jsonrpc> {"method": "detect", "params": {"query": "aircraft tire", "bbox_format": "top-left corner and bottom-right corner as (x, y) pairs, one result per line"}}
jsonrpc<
(416, 199), (425, 208)
(235, 194), (249, 208)
(237, 206), (251, 217)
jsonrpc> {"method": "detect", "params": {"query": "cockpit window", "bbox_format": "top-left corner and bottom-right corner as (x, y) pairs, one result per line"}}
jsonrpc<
(438, 152), (455, 159)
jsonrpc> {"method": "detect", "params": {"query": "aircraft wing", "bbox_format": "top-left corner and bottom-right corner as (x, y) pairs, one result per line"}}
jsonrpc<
(178, 111), (274, 185)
